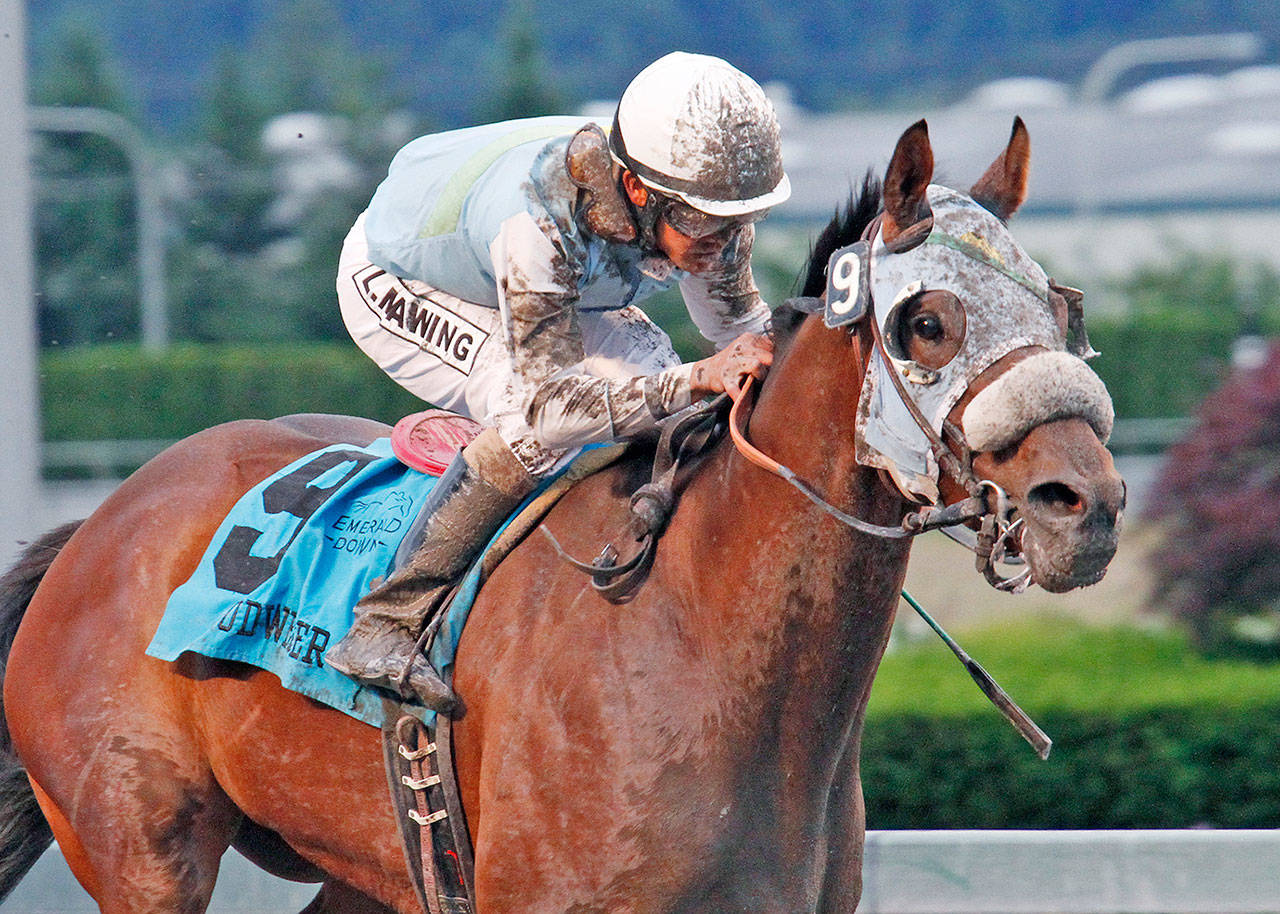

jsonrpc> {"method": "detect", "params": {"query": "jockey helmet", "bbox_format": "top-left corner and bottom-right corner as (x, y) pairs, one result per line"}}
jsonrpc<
(610, 52), (791, 220)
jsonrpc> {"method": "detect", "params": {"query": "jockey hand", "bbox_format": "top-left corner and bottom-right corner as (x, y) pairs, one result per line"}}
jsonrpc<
(690, 331), (774, 401)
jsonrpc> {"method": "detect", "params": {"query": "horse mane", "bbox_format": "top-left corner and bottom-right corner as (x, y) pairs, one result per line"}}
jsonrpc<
(773, 171), (883, 336)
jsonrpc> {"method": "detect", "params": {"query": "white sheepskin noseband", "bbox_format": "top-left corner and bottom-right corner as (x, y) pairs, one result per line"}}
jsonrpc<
(963, 350), (1114, 453)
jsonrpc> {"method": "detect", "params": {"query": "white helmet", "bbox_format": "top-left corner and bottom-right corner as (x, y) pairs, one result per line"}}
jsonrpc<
(610, 52), (791, 218)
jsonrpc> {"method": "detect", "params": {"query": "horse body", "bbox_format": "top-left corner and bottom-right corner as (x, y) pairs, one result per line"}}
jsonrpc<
(1, 120), (1126, 913)
(452, 315), (909, 911)
(6, 370), (897, 913)
(6, 419), (420, 911)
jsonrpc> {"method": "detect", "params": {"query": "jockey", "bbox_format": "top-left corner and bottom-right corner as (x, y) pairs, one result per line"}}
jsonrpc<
(327, 52), (790, 709)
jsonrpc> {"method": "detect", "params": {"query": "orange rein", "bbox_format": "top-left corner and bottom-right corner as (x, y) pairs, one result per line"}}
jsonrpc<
(727, 376), (783, 476)
(724, 369), (988, 541)
(726, 361), (1049, 759)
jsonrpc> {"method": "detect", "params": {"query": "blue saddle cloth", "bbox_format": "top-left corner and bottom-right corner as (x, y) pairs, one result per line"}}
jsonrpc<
(147, 437), (513, 727)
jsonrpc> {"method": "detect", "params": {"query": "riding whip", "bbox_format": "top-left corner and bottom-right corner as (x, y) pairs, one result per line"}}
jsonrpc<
(900, 589), (1052, 760)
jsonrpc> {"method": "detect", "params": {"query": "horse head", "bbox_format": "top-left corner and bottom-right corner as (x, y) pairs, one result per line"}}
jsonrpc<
(790, 117), (1124, 593)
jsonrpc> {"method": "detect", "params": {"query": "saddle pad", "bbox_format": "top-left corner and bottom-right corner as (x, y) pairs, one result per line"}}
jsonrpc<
(147, 438), (499, 727)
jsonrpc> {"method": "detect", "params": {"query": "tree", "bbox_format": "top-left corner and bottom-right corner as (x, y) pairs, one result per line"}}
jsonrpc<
(484, 0), (565, 122)
(1147, 341), (1280, 658)
(30, 21), (142, 346)
(168, 1), (421, 344)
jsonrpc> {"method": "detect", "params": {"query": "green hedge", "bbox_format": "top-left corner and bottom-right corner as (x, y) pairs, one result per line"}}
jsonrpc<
(1087, 309), (1241, 421)
(35, 303), (1267, 446)
(862, 619), (1280, 828)
(864, 706), (1280, 828)
(40, 342), (421, 441)
(39, 312), (1249, 448)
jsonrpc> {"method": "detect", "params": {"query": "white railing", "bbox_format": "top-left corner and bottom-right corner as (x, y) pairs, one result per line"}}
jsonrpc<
(6, 830), (1280, 912)
(861, 830), (1280, 913)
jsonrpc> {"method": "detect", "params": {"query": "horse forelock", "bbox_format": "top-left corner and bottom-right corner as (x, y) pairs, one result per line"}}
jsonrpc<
(801, 172), (883, 299)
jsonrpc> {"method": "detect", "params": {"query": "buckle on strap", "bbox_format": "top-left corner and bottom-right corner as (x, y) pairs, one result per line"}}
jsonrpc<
(408, 808), (449, 826)
(399, 742), (437, 761)
(403, 774), (443, 790)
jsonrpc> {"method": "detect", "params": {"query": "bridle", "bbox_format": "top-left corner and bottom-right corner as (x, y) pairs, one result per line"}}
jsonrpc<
(734, 210), (1034, 591)
(727, 355), (1029, 592)
(545, 210), (1049, 596)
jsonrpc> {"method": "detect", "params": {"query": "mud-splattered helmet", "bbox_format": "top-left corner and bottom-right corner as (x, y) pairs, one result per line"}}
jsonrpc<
(609, 52), (791, 219)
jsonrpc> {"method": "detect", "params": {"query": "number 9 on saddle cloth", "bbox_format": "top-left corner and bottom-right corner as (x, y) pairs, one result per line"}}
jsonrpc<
(146, 412), (595, 727)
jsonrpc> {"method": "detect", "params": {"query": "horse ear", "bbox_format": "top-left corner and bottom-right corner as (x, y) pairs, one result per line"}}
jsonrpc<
(881, 120), (935, 251)
(970, 116), (1030, 220)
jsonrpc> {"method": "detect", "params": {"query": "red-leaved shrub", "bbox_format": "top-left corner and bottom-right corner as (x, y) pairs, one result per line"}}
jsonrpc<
(1147, 340), (1280, 657)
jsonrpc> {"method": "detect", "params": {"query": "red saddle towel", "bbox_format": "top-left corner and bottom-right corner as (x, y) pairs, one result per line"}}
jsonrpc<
(390, 410), (484, 475)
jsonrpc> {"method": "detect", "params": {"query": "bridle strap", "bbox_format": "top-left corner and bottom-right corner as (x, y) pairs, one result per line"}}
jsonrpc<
(727, 377), (987, 539)
(867, 308), (983, 496)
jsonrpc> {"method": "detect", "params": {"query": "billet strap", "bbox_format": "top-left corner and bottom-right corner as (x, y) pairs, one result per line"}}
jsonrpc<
(381, 701), (437, 914)
(381, 701), (474, 914)
(435, 714), (478, 912)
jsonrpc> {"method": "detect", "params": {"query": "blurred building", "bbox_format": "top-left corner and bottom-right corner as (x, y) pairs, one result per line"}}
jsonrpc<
(772, 64), (1280, 308)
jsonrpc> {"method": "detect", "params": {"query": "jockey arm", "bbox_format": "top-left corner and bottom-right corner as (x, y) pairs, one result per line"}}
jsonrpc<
(677, 223), (775, 399)
(677, 224), (771, 348)
(491, 212), (772, 451)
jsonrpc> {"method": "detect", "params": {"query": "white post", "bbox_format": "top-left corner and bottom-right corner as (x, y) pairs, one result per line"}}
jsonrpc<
(0, 0), (42, 567)
(28, 106), (169, 349)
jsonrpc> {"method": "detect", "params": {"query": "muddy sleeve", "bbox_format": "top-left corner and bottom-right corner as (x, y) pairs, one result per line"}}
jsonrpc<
(491, 213), (695, 450)
(678, 224), (772, 349)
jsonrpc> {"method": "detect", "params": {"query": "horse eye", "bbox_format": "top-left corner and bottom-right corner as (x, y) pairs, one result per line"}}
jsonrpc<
(911, 313), (943, 341)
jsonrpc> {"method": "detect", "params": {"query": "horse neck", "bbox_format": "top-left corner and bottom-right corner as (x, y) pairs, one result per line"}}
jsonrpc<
(675, 316), (912, 732)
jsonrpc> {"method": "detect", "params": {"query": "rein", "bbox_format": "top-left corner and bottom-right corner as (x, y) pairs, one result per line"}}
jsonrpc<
(727, 375), (989, 539)
(729, 363), (1029, 593)
(539, 340), (1051, 757)
(727, 375), (1050, 758)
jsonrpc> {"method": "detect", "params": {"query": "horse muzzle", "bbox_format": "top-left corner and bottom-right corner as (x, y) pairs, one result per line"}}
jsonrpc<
(999, 416), (1127, 593)
(963, 352), (1124, 592)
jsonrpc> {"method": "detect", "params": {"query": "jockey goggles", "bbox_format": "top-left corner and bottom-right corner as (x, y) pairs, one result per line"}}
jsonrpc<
(656, 192), (768, 239)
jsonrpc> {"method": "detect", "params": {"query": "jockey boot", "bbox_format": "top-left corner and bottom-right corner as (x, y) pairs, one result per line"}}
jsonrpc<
(326, 428), (536, 711)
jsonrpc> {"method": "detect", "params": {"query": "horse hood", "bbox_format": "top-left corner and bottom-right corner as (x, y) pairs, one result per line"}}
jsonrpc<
(857, 185), (1072, 501)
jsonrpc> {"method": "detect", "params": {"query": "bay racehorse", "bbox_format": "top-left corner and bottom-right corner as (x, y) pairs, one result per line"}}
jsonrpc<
(1, 120), (1123, 913)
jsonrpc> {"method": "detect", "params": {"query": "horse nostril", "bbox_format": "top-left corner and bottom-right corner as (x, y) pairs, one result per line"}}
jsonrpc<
(1027, 481), (1085, 516)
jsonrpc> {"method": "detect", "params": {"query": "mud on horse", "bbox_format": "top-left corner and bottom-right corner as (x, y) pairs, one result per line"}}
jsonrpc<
(0, 119), (1123, 913)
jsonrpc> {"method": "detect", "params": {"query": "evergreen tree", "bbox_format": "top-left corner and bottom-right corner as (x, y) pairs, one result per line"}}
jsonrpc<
(170, 0), (420, 343)
(485, 0), (566, 121)
(166, 51), (281, 342)
(30, 21), (142, 346)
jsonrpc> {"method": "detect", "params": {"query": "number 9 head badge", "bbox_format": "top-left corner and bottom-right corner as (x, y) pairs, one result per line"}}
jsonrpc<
(823, 241), (871, 328)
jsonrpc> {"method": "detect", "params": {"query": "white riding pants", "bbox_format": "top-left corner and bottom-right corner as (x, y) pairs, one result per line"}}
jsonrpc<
(337, 214), (684, 477)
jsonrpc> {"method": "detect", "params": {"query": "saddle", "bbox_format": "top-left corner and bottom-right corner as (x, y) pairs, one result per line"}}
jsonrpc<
(390, 409), (484, 476)
(382, 400), (728, 914)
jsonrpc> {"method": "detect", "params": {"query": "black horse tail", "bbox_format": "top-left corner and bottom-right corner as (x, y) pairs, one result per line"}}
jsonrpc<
(0, 520), (82, 903)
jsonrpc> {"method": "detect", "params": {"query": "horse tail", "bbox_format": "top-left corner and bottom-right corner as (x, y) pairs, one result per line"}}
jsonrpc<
(0, 520), (82, 903)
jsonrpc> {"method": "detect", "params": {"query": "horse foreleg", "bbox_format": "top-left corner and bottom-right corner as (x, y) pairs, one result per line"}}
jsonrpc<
(297, 879), (397, 914)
